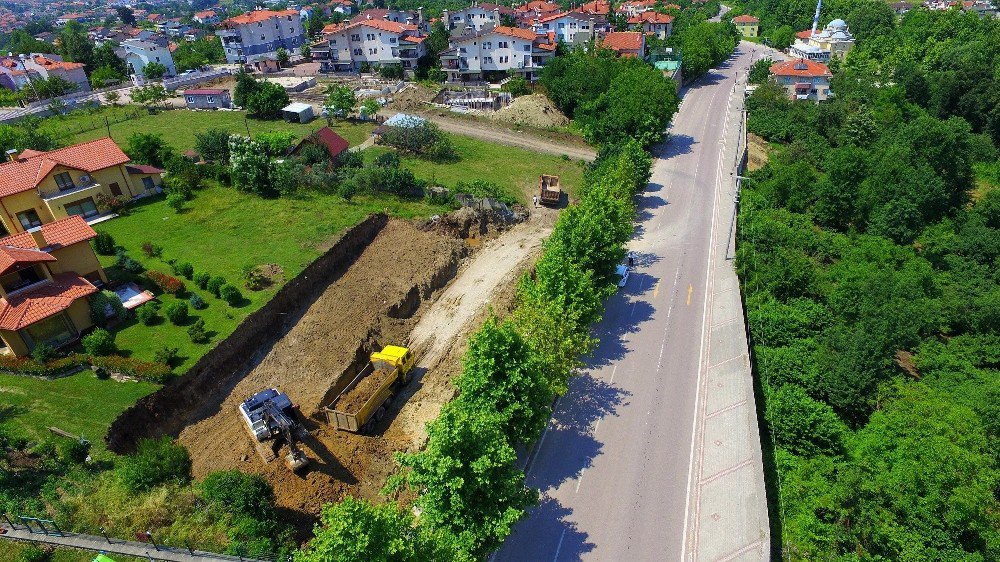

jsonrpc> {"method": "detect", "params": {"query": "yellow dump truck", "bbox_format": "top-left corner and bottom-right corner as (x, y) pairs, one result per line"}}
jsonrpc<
(324, 345), (415, 433)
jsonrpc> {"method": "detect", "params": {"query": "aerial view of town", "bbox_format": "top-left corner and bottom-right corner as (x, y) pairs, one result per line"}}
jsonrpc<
(0, 0), (996, 559)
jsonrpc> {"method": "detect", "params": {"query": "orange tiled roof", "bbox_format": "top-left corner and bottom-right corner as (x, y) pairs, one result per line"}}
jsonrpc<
(796, 29), (813, 39)
(579, 0), (611, 14)
(629, 11), (674, 24)
(31, 55), (85, 71)
(352, 18), (417, 33)
(494, 25), (539, 41)
(0, 272), (98, 330)
(0, 246), (56, 276)
(770, 58), (832, 78)
(194, 10), (216, 19)
(0, 137), (130, 198)
(732, 14), (759, 23)
(599, 31), (644, 52)
(223, 9), (298, 27)
(0, 216), (98, 251)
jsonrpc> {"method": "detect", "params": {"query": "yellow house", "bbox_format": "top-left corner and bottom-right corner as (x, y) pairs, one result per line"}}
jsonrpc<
(0, 215), (108, 356)
(0, 137), (163, 237)
(733, 15), (759, 38)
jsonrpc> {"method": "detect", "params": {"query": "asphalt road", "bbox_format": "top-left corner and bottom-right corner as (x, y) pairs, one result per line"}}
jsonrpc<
(496, 45), (761, 561)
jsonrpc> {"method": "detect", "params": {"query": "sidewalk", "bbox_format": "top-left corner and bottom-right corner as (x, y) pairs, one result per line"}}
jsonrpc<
(1, 525), (269, 562)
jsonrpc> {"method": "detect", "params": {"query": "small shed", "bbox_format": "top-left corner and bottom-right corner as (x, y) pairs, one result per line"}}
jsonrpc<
(183, 88), (232, 109)
(373, 112), (427, 137)
(288, 126), (350, 160)
(281, 102), (315, 124)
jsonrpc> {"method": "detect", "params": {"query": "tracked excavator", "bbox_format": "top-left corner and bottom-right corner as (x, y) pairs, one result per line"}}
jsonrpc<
(239, 388), (309, 472)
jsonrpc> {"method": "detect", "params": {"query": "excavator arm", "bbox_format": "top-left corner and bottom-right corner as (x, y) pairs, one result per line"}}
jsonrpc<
(262, 401), (309, 472)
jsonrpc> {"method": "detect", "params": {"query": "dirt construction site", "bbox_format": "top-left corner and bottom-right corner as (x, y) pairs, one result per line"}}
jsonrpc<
(110, 207), (555, 526)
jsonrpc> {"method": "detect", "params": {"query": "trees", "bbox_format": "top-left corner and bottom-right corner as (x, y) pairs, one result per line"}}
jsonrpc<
(770, 25), (795, 50)
(324, 85), (356, 118)
(126, 132), (172, 168)
(360, 98), (380, 120)
(576, 62), (679, 147)
(195, 129), (232, 163)
(131, 84), (169, 112)
(57, 21), (93, 68)
(115, 6), (137, 26)
(276, 47), (290, 68)
(378, 122), (455, 161)
(229, 135), (281, 197)
(89, 66), (125, 89)
(245, 82), (289, 119)
(676, 21), (739, 79)
(92, 41), (128, 77)
(142, 61), (168, 80)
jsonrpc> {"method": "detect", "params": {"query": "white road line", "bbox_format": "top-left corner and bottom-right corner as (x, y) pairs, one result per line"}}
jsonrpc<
(609, 364), (618, 384)
(552, 529), (567, 562)
(575, 469), (586, 493)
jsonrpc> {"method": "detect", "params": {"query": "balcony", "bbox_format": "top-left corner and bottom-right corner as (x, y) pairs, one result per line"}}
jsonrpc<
(41, 179), (102, 203)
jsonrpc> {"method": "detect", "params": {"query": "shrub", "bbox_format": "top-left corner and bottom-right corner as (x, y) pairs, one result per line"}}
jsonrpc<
(145, 270), (185, 294)
(136, 302), (160, 325)
(242, 265), (266, 291)
(166, 191), (186, 212)
(82, 328), (116, 356)
(207, 276), (227, 297)
(164, 301), (189, 324)
(194, 272), (210, 289)
(115, 436), (192, 493)
(16, 545), (49, 562)
(177, 262), (194, 279)
(31, 342), (58, 363)
(0, 354), (80, 377)
(57, 438), (90, 464)
(501, 76), (531, 97)
(93, 232), (116, 255)
(189, 292), (207, 310)
(219, 284), (243, 306)
(88, 354), (171, 382)
(187, 318), (209, 343)
(201, 471), (276, 519)
(141, 241), (163, 257)
(154, 346), (179, 366)
(114, 249), (145, 274)
(89, 290), (127, 326)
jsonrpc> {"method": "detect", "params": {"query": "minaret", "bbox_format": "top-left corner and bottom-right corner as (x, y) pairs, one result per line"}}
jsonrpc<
(810, 0), (822, 38)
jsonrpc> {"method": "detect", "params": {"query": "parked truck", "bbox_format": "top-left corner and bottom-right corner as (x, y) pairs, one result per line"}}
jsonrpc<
(539, 174), (561, 206)
(323, 345), (415, 433)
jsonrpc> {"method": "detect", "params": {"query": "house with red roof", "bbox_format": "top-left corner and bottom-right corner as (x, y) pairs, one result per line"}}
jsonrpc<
(439, 25), (558, 83)
(579, 0), (612, 15)
(194, 10), (219, 25)
(628, 11), (674, 39)
(216, 9), (306, 64)
(732, 14), (759, 37)
(514, 0), (562, 24)
(617, 0), (657, 17)
(289, 127), (350, 160)
(313, 16), (428, 74)
(597, 31), (646, 58)
(769, 58), (832, 101)
(20, 54), (90, 93)
(535, 11), (601, 45)
(0, 137), (163, 238)
(0, 215), (107, 356)
(183, 88), (232, 109)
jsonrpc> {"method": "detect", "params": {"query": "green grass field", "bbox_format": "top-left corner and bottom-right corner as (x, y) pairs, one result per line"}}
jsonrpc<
(39, 106), (375, 152)
(0, 370), (157, 455)
(366, 134), (586, 204)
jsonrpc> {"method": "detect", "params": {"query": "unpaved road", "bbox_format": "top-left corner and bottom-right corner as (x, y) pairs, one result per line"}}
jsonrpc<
(390, 209), (557, 445)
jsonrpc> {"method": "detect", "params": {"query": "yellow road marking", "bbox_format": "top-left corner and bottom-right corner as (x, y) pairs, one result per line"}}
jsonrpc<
(652, 281), (660, 298)
(687, 284), (693, 305)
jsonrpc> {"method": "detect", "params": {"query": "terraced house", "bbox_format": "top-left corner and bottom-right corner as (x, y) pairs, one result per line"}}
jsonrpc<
(0, 137), (163, 237)
(0, 215), (106, 355)
(314, 17), (427, 74)
(440, 26), (557, 83)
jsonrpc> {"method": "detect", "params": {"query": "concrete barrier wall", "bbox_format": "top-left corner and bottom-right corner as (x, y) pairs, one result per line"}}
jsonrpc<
(105, 213), (390, 453)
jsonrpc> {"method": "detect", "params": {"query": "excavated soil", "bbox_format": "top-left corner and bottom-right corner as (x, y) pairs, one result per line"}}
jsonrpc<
(176, 219), (464, 521)
(489, 93), (570, 128)
(334, 369), (393, 413)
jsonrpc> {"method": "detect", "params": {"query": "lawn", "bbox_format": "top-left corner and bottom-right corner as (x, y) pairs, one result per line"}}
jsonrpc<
(0, 370), (157, 456)
(92, 185), (449, 372)
(39, 105), (375, 152)
(366, 133), (587, 203)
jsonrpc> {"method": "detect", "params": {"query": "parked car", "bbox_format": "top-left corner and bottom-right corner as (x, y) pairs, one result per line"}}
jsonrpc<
(615, 264), (630, 287)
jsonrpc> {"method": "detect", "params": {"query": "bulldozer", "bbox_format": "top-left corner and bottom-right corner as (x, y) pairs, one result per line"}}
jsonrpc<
(239, 388), (309, 472)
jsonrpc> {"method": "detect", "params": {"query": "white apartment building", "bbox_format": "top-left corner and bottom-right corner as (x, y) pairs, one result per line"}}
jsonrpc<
(534, 11), (600, 45)
(216, 9), (306, 64)
(314, 18), (428, 74)
(122, 38), (177, 79)
(440, 26), (557, 83)
(443, 3), (516, 33)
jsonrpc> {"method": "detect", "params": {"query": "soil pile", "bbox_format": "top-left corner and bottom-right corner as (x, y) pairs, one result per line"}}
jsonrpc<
(334, 369), (393, 413)
(490, 94), (569, 128)
(388, 84), (439, 111)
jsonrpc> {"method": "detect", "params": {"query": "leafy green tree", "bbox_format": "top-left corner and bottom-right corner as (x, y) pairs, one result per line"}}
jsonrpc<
(232, 70), (258, 108)
(276, 47), (290, 67)
(845, 0), (895, 43)
(767, 384), (846, 457)
(89, 66), (125, 89)
(324, 85), (357, 118)
(195, 129), (232, 163)
(131, 84), (169, 111)
(361, 98), (380, 119)
(115, 6), (136, 26)
(229, 135), (280, 197)
(142, 61), (168, 80)
(92, 41), (128, 77)
(115, 437), (192, 493)
(57, 21), (93, 67)
(201, 471), (276, 520)
(748, 57), (772, 85)
(126, 132), (172, 168)
(770, 25), (795, 50)
(245, 81), (289, 118)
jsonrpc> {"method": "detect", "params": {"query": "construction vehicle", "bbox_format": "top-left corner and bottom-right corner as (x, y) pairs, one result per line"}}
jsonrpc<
(324, 345), (415, 433)
(539, 174), (562, 206)
(239, 388), (309, 472)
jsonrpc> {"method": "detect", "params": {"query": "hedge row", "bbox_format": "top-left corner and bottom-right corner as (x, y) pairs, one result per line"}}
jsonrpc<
(0, 352), (172, 383)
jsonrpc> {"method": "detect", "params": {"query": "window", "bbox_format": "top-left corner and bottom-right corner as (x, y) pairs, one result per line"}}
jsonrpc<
(558, 23), (565, 28)
(353, 48), (363, 55)
(186, 96), (194, 103)
(53, 172), (74, 191)
(390, 37), (397, 43)
(261, 34), (266, 41)
(22, 313), (76, 351)
(484, 56), (493, 64)
(523, 45), (530, 51)
(17, 210), (41, 230)
(287, 15), (292, 20)
(258, 22), (263, 27)
(369, 48), (377, 54)
(351, 33), (361, 41)
(1, 264), (44, 293)
(332, 39), (337, 45)
(484, 42), (492, 49)
(366, 33), (376, 40)
(142, 177), (155, 191)
(65, 197), (99, 219)
(498, 41), (508, 48)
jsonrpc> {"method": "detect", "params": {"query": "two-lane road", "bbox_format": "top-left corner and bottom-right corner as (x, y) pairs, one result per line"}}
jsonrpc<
(496, 44), (765, 561)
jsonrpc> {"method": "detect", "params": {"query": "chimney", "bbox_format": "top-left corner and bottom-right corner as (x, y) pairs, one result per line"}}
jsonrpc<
(494, 7), (501, 22)
(5, 148), (17, 162)
(442, 9), (449, 28)
(383, 12), (390, 20)
(28, 227), (47, 250)
(590, 16), (596, 38)
(418, 6), (424, 25)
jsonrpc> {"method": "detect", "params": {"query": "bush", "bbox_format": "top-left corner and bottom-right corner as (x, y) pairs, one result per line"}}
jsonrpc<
(166, 191), (186, 212)
(242, 265), (266, 291)
(57, 438), (90, 464)
(89, 290), (128, 327)
(189, 292), (207, 309)
(93, 231), (116, 255)
(154, 346), (179, 366)
(115, 436), (192, 493)
(82, 328), (116, 356)
(145, 270), (185, 294)
(187, 318), (209, 343)
(0, 354), (81, 377)
(207, 275), (227, 297)
(501, 76), (531, 97)
(16, 545), (49, 562)
(176, 262), (194, 279)
(114, 249), (145, 274)
(141, 241), (163, 258)
(31, 342), (58, 363)
(88, 354), (171, 382)
(201, 471), (277, 519)
(219, 284), (243, 306)
(164, 301), (189, 324)
(194, 272), (210, 289)
(136, 302), (160, 325)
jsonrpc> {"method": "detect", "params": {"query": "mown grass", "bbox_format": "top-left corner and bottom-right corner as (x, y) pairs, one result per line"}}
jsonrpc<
(0, 371), (157, 456)
(40, 105), (374, 152)
(365, 133), (587, 203)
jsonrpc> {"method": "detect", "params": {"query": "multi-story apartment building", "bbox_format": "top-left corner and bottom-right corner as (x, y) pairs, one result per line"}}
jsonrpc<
(122, 38), (177, 79)
(440, 26), (557, 83)
(535, 11), (600, 45)
(628, 11), (673, 39)
(443, 3), (516, 33)
(314, 17), (427, 74)
(216, 9), (306, 64)
(3, 54), (91, 93)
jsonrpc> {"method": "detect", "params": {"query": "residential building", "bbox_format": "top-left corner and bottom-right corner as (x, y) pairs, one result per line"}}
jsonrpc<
(0, 55), (35, 92)
(443, 3), (516, 33)
(0, 215), (107, 356)
(732, 14), (759, 38)
(597, 31), (646, 58)
(329, 0), (356, 16)
(183, 88), (232, 109)
(617, 0), (657, 16)
(194, 10), (220, 25)
(217, 9), (306, 64)
(790, 18), (855, 61)
(579, 0), (611, 15)
(289, 127), (350, 159)
(0, 137), (163, 237)
(629, 11), (674, 40)
(891, 1), (914, 14)
(20, 54), (89, 92)
(349, 8), (416, 25)
(535, 12), (599, 45)
(514, 1), (562, 24)
(769, 58), (832, 101)
(315, 17), (427, 74)
(440, 26), (557, 83)
(122, 38), (177, 79)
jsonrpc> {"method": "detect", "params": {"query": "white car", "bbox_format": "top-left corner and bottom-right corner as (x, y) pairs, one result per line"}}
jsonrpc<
(615, 264), (631, 287)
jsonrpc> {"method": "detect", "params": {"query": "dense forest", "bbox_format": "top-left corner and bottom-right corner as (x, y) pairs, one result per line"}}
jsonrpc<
(740, 8), (1000, 560)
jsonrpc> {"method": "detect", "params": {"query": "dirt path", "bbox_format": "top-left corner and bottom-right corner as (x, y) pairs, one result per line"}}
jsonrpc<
(388, 209), (557, 446)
